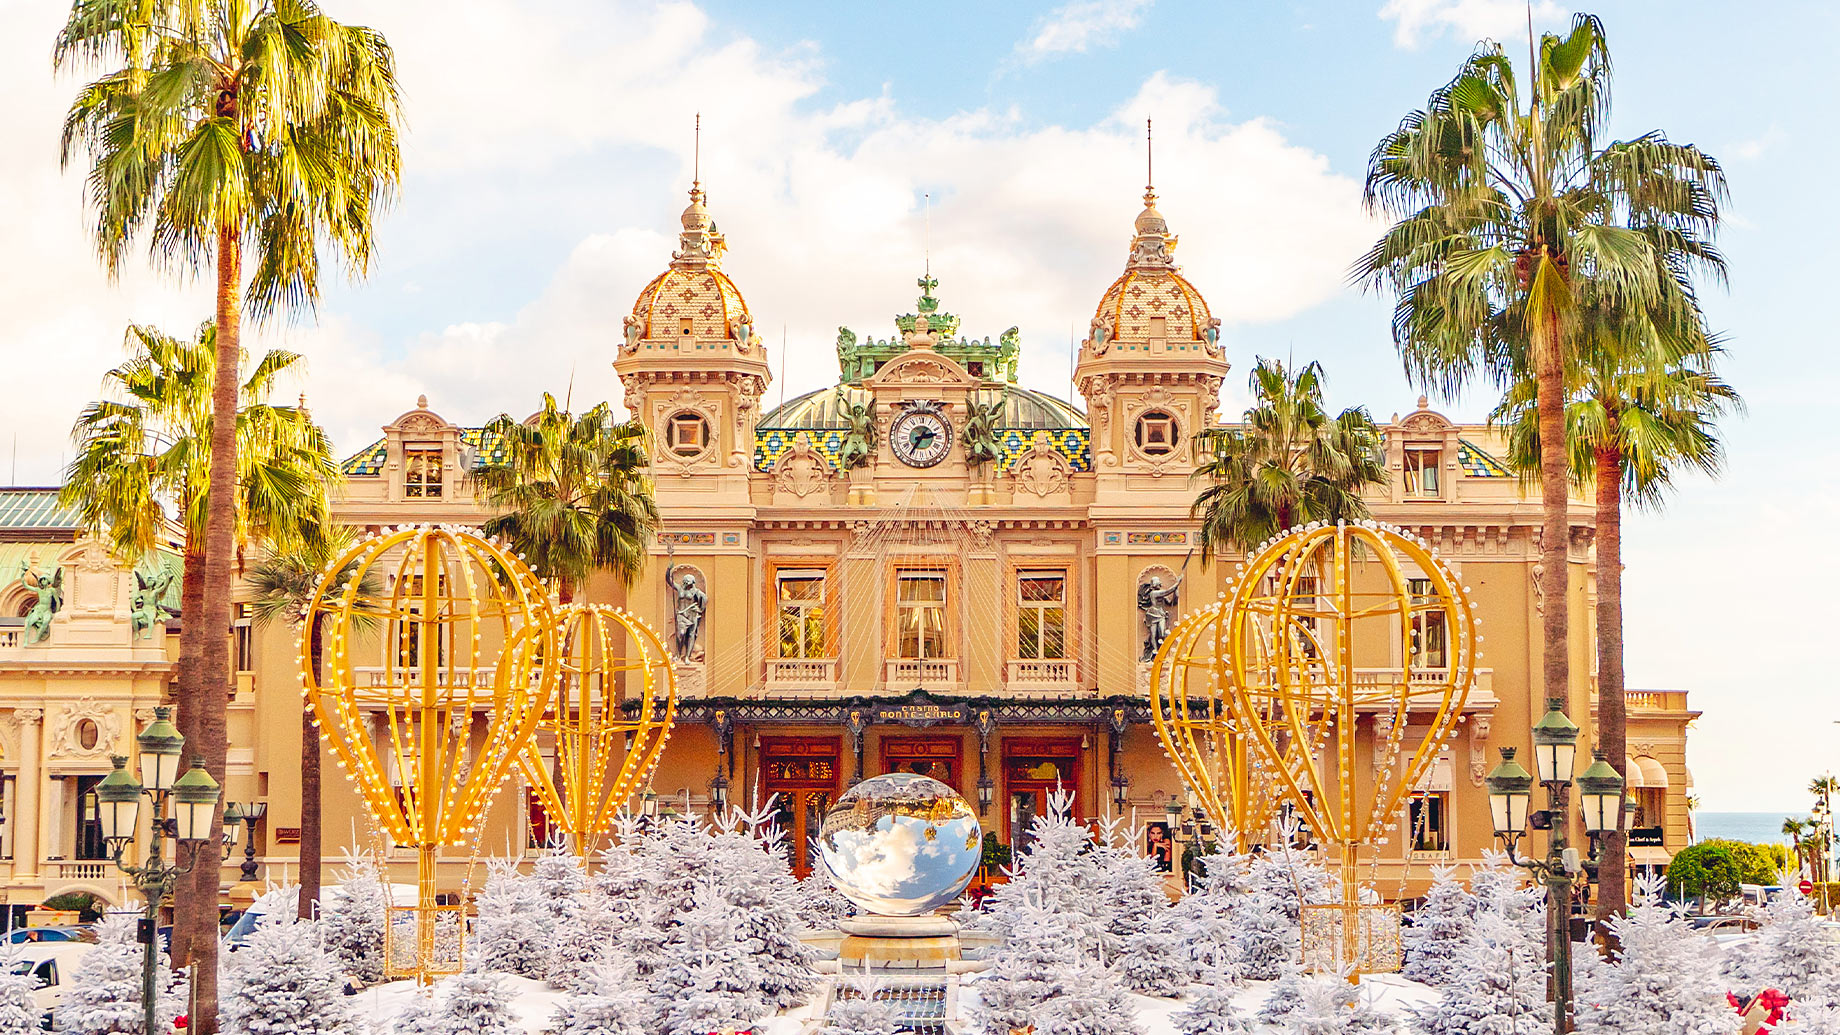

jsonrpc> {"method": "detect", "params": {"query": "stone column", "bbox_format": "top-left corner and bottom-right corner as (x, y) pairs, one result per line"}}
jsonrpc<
(11, 710), (42, 880)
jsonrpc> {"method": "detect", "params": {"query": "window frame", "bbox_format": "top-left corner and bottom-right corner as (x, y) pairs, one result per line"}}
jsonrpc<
(1134, 410), (1180, 457)
(1407, 790), (1451, 853)
(1014, 568), (1070, 661)
(774, 567), (830, 660)
(886, 562), (956, 662)
(1403, 447), (1442, 499)
(403, 446), (445, 498)
(666, 411), (712, 459)
(1406, 577), (1449, 670)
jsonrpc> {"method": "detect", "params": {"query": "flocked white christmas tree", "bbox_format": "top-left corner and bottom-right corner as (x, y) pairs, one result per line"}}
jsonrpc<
(1092, 815), (1194, 996)
(320, 848), (388, 986)
(546, 892), (621, 994)
(1572, 874), (1730, 1035)
(972, 787), (1106, 953)
(709, 803), (816, 1010)
(1401, 864), (1475, 987)
(648, 881), (772, 1035)
(55, 913), (182, 1035)
(432, 972), (521, 1035)
(544, 959), (649, 1035)
(469, 857), (551, 979)
(0, 947), (41, 1035)
(1724, 889), (1840, 1013)
(220, 915), (355, 1035)
(1169, 967), (1252, 1035)
(1411, 908), (1546, 1035)
(1278, 972), (1394, 1035)
(971, 889), (1140, 1035)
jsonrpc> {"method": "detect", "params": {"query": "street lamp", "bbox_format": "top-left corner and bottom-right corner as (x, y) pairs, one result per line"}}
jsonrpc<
(234, 801), (268, 882)
(1112, 772), (1130, 812)
(101, 707), (221, 1035)
(708, 773), (729, 816)
(1484, 698), (1616, 1035)
(975, 772), (994, 815)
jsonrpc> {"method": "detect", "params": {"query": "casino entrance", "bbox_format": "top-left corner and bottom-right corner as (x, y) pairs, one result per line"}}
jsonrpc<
(758, 736), (840, 878)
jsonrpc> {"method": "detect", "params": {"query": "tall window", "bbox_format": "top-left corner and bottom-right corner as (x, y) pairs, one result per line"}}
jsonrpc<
(896, 572), (947, 659)
(1016, 571), (1067, 660)
(1408, 578), (1448, 670)
(404, 448), (444, 498)
(1403, 448), (1441, 498)
(1408, 792), (1450, 852)
(233, 603), (254, 673)
(776, 570), (828, 659)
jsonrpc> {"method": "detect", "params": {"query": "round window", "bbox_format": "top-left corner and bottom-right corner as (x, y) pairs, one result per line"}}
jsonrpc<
(1134, 410), (1180, 456)
(76, 719), (99, 751)
(666, 411), (712, 459)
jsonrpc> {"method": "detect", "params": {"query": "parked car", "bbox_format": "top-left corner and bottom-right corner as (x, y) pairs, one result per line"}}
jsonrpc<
(11, 942), (95, 1027)
(224, 883), (420, 951)
(2, 927), (89, 945)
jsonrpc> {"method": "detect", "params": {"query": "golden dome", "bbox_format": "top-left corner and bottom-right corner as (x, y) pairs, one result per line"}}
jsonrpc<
(1086, 187), (1215, 348)
(626, 186), (752, 342)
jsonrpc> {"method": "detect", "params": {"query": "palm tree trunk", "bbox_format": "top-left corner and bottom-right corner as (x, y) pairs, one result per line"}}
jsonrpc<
(297, 617), (324, 921)
(1592, 442), (1628, 948)
(178, 224), (241, 1035)
(168, 535), (206, 964)
(1533, 310), (1572, 723)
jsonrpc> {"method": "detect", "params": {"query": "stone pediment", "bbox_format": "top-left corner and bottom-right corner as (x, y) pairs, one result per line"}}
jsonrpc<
(864, 350), (980, 390)
(385, 395), (460, 436)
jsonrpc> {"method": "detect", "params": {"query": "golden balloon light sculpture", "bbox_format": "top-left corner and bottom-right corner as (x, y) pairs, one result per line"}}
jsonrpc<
(1171, 520), (1478, 977)
(302, 525), (558, 981)
(515, 603), (677, 854)
(1149, 603), (1287, 851)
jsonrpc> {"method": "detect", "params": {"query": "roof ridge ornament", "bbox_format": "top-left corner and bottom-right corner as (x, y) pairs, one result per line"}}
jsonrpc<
(672, 113), (726, 269)
(1126, 115), (1179, 271)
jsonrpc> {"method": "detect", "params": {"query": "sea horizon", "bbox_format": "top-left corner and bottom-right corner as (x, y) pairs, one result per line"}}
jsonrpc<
(1695, 810), (1806, 845)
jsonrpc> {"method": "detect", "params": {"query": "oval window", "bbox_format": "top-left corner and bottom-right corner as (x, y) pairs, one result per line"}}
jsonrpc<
(76, 720), (99, 751)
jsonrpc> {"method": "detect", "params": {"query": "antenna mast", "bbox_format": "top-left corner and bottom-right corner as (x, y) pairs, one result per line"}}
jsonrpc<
(693, 112), (702, 190)
(923, 192), (931, 278)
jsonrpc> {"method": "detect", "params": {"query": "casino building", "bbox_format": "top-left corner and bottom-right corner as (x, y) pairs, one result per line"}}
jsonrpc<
(0, 171), (1700, 912)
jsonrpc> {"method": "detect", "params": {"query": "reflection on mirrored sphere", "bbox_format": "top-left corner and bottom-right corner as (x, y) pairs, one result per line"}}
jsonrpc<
(817, 772), (982, 916)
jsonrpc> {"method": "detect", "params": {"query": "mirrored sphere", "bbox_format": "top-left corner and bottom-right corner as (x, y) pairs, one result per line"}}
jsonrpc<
(816, 772), (982, 916)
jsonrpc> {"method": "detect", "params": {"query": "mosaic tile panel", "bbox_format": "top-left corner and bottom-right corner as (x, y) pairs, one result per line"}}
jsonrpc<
(997, 428), (1091, 473)
(753, 429), (848, 473)
(1456, 440), (1510, 478)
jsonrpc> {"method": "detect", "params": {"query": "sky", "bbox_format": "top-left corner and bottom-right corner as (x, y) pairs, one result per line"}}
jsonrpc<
(0, 0), (1831, 813)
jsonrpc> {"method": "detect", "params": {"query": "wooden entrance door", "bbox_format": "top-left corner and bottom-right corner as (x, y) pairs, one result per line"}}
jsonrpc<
(759, 736), (841, 878)
(879, 736), (963, 790)
(1002, 738), (1083, 855)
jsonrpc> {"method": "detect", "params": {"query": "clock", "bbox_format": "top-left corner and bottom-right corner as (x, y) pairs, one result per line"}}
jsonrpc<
(890, 405), (953, 468)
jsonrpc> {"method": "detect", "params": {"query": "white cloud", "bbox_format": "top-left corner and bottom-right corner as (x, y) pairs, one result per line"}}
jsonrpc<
(1730, 126), (1786, 162)
(1016, 0), (1154, 63)
(0, 1), (1376, 484)
(1379, 0), (1564, 49)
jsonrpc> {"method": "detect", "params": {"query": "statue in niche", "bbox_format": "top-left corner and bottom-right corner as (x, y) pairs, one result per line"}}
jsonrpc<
(17, 560), (63, 645)
(130, 566), (177, 640)
(1138, 572), (1184, 662)
(963, 394), (1005, 468)
(663, 547), (707, 662)
(836, 388), (877, 470)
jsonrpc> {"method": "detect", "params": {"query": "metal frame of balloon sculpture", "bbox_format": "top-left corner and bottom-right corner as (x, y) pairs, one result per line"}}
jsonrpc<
(1151, 520), (1478, 978)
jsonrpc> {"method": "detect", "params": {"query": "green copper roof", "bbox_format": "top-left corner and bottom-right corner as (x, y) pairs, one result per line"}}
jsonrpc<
(835, 275), (1020, 386)
(0, 489), (81, 530)
(341, 427), (511, 477)
(759, 386), (1086, 431)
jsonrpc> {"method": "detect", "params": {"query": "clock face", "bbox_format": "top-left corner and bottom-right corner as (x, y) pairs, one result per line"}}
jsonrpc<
(891, 410), (953, 468)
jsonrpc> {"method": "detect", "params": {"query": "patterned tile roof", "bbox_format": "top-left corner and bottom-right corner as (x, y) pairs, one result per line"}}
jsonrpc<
(341, 428), (510, 477)
(0, 489), (80, 530)
(1456, 440), (1511, 478)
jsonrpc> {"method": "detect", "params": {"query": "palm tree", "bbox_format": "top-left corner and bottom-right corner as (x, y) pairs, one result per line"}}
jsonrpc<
(475, 394), (659, 601)
(1353, 13), (1726, 905)
(59, 321), (336, 997)
(1496, 300), (1737, 929)
(1191, 357), (1385, 561)
(56, 4), (401, 1021)
(1784, 817), (1815, 879)
(245, 527), (379, 921)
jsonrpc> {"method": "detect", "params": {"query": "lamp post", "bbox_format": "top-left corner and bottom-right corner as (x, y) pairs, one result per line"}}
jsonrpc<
(99, 707), (222, 1035)
(235, 801), (268, 882)
(1486, 707), (1624, 1035)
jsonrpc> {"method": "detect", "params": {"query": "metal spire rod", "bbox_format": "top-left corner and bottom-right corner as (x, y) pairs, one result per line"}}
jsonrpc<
(693, 112), (702, 190)
(923, 192), (931, 278)
(1146, 116), (1154, 192)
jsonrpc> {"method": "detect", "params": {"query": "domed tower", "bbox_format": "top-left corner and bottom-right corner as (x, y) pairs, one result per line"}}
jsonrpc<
(1073, 173), (1229, 504)
(613, 182), (771, 507)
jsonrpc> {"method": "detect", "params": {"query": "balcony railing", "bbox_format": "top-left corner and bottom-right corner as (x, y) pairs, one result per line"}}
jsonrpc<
(765, 658), (838, 686)
(1346, 667), (1495, 708)
(1006, 659), (1079, 689)
(353, 667), (496, 689)
(43, 860), (109, 882)
(884, 659), (959, 687)
(1625, 690), (1688, 711)
(0, 630), (18, 649)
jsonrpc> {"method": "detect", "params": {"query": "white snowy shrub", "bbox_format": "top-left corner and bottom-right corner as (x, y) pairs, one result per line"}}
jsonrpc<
(0, 947), (42, 1035)
(529, 843), (589, 923)
(320, 849), (388, 985)
(971, 892), (1140, 1035)
(1092, 815), (1194, 995)
(1170, 973), (1252, 1035)
(1572, 874), (1730, 1035)
(546, 893), (621, 993)
(221, 915), (355, 1035)
(973, 788), (1106, 952)
(1278, 972), (1394, 1035)
(469, 858), (550, 979)
(432, 972), (520, 1035)
(55, 913), (182, 1035)
(391, 989), (437, 1035)
(1402, 864), (1475, 987)
(1169, 845), (1250, 978)
(709, 806), (816, 1010)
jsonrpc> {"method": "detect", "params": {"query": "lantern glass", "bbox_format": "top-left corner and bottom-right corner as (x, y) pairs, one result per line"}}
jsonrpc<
(222, 802), (243, 844)
(1486, 748), (1535, 838)
(95, 758), (143, 843)
(976, 775), (993, 809)
(136, 707), (185, 792)
(176, 798), (215, 842)
(169, 758), (221, 842)
(1576, 752), (1626, 834)
(1531, 703), (1580, 785)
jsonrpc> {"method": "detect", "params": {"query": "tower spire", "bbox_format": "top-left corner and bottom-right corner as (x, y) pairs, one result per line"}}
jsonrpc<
(1146, 116), (1154, 196)
(923, 191), (931, 279)
(693, 112), (702, 193)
